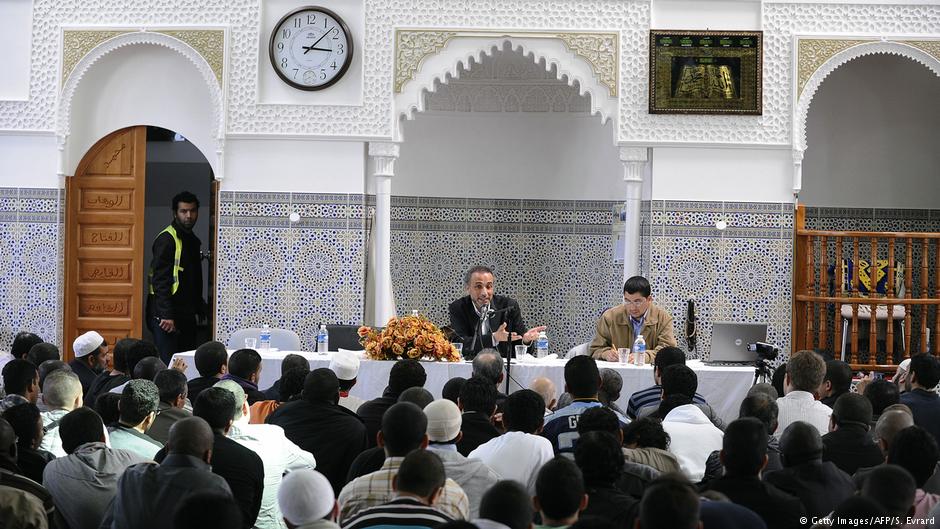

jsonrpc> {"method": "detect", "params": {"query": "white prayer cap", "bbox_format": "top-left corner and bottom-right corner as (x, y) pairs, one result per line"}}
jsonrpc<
(424, 399), (462, 442)
(329, 350), (360, 381)
(73, 331), (105, 358)
(278, 469), (335, 525)
(898, 358), (911, 372)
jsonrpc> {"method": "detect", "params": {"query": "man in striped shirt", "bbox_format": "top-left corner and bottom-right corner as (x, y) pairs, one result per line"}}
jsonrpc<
(626, 347), (709, 420)
(342, 450), (453, 529)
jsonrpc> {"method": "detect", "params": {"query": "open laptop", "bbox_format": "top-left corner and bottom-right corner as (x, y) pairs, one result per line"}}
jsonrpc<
(705, 322), (768, 365)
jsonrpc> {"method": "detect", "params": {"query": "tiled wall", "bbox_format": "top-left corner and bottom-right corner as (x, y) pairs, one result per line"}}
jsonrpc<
(643, 200), (795, 362)
(389, 196), (624, 353)
(0, 188), (63, 350)
(215, 192), (366, 350)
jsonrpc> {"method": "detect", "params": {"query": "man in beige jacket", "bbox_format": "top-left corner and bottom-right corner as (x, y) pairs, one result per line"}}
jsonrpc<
(589, 276), (677, 363)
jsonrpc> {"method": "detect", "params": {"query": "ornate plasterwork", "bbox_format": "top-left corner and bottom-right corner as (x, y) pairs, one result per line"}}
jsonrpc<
(61, 30), (132, 86)
(395, 29), (618, 97)
(154, 30), (225, 86)
(796, 39), (870, 96)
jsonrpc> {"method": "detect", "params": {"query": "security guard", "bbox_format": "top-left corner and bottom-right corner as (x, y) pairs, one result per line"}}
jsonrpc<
(148, 191), (206, 363)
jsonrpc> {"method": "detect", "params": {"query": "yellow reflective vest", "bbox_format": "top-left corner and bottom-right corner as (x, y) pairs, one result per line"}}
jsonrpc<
(149, 225), (184, 296)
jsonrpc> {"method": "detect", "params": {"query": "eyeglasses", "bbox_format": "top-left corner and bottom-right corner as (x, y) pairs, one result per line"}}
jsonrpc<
(622, 299), (647, 307)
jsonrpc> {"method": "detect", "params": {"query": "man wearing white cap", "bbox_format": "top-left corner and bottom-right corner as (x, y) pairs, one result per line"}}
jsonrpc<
(425, 399), (500, 519)
(278, 469), (339, 529)
(69, 331), (109, 395)
(329, 351), (364, 413)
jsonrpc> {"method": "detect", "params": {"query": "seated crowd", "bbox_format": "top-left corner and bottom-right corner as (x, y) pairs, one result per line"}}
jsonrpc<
(3, 330), (940, 529)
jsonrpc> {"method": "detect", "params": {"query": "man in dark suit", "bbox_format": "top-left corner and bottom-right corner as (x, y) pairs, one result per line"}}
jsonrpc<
(448, 266), (545, 359)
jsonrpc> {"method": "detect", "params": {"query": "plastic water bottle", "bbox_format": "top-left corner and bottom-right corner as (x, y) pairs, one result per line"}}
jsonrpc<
(259, 324), (271, 351)
(633, 334), (646, 366)
(535, 331), (549, 358)
(317, 324), (329, 353)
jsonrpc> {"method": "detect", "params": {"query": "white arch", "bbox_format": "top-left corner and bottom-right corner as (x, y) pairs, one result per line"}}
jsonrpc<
(794, 40), (940, 153)
(393, 36), (618, 142)
(56, 31), (225, 178)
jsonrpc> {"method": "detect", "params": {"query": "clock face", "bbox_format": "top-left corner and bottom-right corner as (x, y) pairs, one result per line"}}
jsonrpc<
(269, 6), (354, 91)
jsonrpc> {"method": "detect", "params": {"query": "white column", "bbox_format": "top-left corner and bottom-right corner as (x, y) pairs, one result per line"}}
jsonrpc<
(368, 142), (400, 325)
(619, 147), (649, 282)
(792, 148), (804, 199)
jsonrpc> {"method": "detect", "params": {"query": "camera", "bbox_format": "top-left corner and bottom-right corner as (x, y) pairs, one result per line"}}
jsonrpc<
(747, 341), (780, 361)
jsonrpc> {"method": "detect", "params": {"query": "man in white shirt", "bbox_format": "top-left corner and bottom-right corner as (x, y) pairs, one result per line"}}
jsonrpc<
(214, 380), (317, 529)
(330, 351), (365, 413)
(469, 389), (554, 495)
(657, 365), (723, 482)
(38, 370), (84, 457)
(774, 350), (832, 437)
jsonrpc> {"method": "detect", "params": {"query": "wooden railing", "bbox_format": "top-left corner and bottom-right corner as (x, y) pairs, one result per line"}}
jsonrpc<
(794, 206), (940, 371)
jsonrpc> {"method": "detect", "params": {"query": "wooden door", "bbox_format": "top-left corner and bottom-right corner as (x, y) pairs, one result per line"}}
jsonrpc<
(64, 127), (147, 361)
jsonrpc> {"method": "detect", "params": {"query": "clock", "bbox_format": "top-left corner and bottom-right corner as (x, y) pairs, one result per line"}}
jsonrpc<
(269, 6), (354, 91)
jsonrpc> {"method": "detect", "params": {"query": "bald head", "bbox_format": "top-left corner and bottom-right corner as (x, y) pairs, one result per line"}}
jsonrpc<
(779, 421), (823, 467)
(529, 377), (556, 411)
(168, 417), (214, 461)
(874, 408), (915, 454)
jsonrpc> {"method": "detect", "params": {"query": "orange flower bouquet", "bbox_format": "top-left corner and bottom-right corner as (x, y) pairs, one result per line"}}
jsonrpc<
(358, 315), (462, 362)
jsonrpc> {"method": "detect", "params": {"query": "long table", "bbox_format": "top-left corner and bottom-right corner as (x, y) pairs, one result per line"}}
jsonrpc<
(171, 351), (757, 426)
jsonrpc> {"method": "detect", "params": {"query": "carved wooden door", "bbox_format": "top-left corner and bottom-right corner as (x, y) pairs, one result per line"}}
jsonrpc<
(64, 127), (147, 361)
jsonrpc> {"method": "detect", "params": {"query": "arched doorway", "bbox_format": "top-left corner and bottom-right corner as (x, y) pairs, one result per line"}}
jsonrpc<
(63, 125), (217, 361)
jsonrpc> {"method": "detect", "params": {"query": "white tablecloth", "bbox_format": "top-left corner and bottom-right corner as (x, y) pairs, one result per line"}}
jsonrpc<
(171, 351), (756, 426)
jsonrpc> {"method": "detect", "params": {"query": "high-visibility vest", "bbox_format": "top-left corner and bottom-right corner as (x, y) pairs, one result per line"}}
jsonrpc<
(149, 225), (184, 296)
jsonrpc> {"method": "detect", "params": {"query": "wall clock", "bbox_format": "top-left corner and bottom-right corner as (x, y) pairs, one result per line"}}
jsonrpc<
(269, 6), (354, 91)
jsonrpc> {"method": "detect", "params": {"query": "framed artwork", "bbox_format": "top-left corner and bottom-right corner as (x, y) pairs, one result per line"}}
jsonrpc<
(649, 30), (763, 115)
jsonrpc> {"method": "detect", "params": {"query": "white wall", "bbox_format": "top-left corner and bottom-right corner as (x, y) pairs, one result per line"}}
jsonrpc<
(0, 0), (32, 101)
(394, 112), (623, 200)
(651, 0), (761, 29)
(0, 133), (59, 188)
(223, 138), (365, 193)
(650, 147), (793, 202)
(801, 54), (940, 208)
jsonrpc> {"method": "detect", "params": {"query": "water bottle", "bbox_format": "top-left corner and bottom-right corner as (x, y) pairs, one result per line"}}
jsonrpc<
(259, 324), (271, 351)
(535, 331), (549, 358)
(633, 334), (646, 366)
(317, 324), (329, 353)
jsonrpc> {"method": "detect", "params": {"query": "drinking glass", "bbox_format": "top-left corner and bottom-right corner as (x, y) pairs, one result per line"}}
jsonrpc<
(618, 347), (630, 364)
(244, 337), (257, 349)
(515, 344), (529, 358)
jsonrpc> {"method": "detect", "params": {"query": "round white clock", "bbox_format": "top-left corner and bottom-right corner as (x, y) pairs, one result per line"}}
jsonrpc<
(269, 6), (354, 91)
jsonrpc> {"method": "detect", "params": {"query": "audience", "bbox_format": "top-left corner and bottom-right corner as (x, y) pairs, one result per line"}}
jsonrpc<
(530, 377), (557, 415)
(94, 392), (122, 426)
(771, 363), (787, 400)
(3, 403), (54, 483)
(267, 368), (368, 495)
(470, 389), (554, 495)
(703, 392), (782, 484)
(187, 340), (228, 403)
(222, 348), (267, 404)
(251, 366), (308, 423)
(37, 360), (71, 396)
(533, 456), (588, 528)
(357, 359), (427, 448)
(621, 417), (680, 474)
(263, 354), (310, 401)
(442, 377), (467, 406)
(215, 379), (317, 529)
(84, 337), (135, 404)
(344, 450), (455, 529)
(1, 359), (39, 412)
(478, 480), (533, 529)
(38, 369), (83, 456)
(864, 378), (900, 425)
(657, 365), (723, 482)
(330, 350), (364, 412)
(775, 350), (831, 436)
(26, 343), (60, 367)
(822, 393), (883, 475)
(597, 368), (625, 417)
(543, 356), (626, 455)
(853, 406), (916, 489)
(425, 398), (499, 518)
(636, 476), (700, 529)
(472, 349), (508, 405)
(131, 356), (168, 383)
(626, 347), (709, 420)
(860, 465), (916, 527)
(42, 407), (146, 529)
(148, 368), (191, 444)
(338, 402), (469, 523)
(764, 421), (855, 519)
(399, 387), (435, 409)
(174, 491), (244, 529)
(899, 354), (940, 447)
(577, 407), (660, 498)
(455, 376), (500, 456)
(820, 360), (853, 408)
(574, 431), (638, 529)
(278, 469), (339, 529)
(886, 426), (940, 526)
(99, 417), (233, 529)
(703, 417), (804, 529)
(0, 416), (57, 524)
(108, 379), (163, 459)
(10, 332), (44, 362)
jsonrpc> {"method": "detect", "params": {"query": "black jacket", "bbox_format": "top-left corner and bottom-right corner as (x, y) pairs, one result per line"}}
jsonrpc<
(448, 294), (527, 358)
(84, 372), (130, 406)
(187, 375), (221, 404)
(581, 484), (639, 529)
(456, 411), (500, 456)
(346, 446), (387, 482)
(68, 359), (99, 396)
(764, 460), (855, 519)
(821, 423), (884, 476)
(156, 433), (263, 529)
(356, 392), (398, 449)
(704, 475), (806, 529)
(148, 220), (204, 321)
(266, 399), (368, 496)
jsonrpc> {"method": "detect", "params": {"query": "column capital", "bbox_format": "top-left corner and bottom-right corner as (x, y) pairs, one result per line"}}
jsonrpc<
(618, 146), (648, 164)
(368, 141), (401, 159)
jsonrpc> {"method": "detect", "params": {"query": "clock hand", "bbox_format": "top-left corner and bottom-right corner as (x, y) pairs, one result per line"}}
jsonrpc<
(309, 27), (335, 48)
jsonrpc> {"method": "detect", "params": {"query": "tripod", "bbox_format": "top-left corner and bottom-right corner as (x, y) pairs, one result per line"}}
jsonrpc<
(753, 358), (773, 386)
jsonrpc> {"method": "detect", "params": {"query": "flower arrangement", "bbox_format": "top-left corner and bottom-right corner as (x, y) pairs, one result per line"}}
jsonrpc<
(358, 315), (462, 362)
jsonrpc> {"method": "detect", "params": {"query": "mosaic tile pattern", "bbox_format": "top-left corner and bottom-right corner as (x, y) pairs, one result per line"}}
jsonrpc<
(646, 200), (795, 363)
(390, 196), (624, 353)
(0, 188), (63, 352)
(216, 192), (366, 350)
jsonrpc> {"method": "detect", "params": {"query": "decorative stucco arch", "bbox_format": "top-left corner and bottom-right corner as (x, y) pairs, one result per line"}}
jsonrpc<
(391, 30), (619, 142)
(56, 30), (225, 179)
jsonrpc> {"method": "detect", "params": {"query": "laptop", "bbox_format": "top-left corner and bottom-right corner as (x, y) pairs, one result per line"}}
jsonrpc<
(705, 322), (768, 365)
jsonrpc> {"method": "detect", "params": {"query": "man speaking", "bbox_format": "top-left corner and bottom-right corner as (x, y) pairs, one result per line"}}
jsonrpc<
(448, 266), (545, 359)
